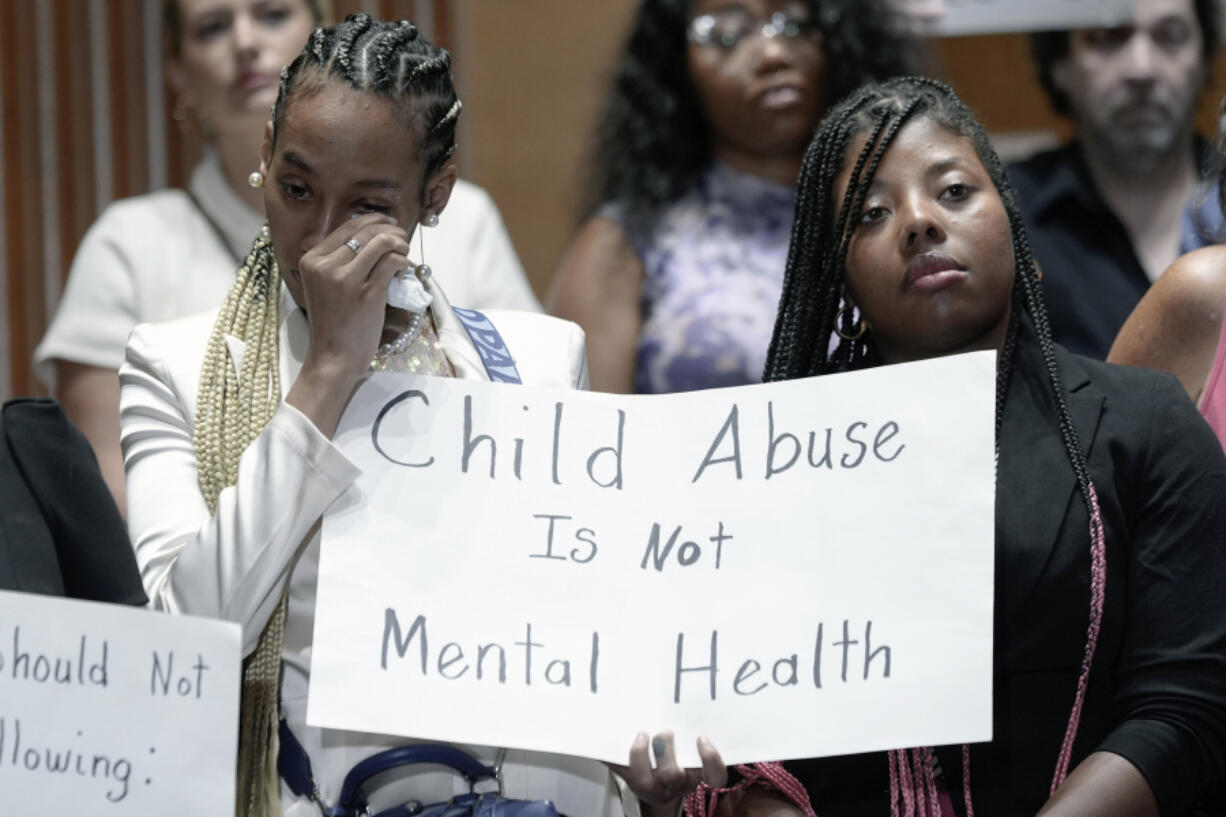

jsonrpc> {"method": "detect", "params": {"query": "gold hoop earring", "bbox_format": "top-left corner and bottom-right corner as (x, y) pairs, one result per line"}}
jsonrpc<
(835, 305), (867, 340)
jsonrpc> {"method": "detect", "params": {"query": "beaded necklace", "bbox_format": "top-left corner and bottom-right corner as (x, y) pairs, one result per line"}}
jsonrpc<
(370, 310), (455, 376)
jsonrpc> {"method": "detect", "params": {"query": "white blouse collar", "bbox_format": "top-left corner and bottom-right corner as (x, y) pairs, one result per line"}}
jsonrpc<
(188, 149), (263, 261)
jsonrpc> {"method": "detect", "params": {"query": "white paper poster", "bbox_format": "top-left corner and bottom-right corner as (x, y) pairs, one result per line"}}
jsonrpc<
(919, 0), (1134, 36)
(309, 352), (997, 767)
(0, 591), (241, 816)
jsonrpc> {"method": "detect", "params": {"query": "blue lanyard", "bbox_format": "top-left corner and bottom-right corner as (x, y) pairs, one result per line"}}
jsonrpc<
(451, 307), (524, 385)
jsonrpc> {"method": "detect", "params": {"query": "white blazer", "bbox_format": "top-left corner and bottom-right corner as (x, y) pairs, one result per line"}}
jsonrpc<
(119, 279), (626, 817)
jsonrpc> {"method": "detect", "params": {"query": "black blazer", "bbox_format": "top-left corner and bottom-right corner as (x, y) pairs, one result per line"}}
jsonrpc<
(785, 327), (1226, 816)
(0, 398), (145, 605)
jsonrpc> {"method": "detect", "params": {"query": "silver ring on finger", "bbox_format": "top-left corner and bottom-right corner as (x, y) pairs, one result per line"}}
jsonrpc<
(344, 237), (363, 256)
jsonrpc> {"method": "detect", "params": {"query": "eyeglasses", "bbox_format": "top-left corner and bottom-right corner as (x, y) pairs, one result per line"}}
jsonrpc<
(687, 8), (820, 52)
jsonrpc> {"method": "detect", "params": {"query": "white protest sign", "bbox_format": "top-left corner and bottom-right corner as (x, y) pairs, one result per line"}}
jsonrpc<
(920, 0), (1133, 36)
(309, 352), (996, 767)
(0, 591), (240, 817)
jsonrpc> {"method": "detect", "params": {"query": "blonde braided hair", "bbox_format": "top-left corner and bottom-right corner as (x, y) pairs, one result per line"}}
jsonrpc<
(194, 232), (287, 817)
(197, 12), (465, 814)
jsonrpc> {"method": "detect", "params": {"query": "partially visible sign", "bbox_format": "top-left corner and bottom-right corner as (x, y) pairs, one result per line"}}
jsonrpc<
(309, 352), (997, 768)
(898, 0), (1134, 36)
(0, 591), (241, 817)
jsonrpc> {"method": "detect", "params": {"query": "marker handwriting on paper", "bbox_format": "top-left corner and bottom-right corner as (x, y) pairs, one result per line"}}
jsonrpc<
(692, 404), (905, 483)
(381, 612), (601, 693)
(0, 719), (136, 803)
(375, 610), (895, 706)
(0, 627), (109, 688)
(313, 353), (998, 766)
(0, 591), (240, 815)
(673, 620), (893, 703)
(372, 393), (627, 489)
(371, 389), (907, 492)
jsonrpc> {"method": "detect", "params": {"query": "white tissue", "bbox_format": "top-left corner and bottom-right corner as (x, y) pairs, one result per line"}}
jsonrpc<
(387, 269), (433, 313)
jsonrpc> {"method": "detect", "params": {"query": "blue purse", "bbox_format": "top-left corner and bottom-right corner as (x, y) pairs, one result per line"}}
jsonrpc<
(278, 723), (560, 817)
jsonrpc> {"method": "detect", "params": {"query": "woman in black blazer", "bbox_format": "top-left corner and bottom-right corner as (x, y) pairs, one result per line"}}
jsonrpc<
(0, 398), (144, 605)
(622, 79), (1226, 817)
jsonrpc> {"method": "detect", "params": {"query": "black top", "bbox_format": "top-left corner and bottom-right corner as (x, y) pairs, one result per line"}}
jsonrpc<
(782, 324), (1226, 816)
(1007, 144), (1156, 360)
(0, 398), (145, 605)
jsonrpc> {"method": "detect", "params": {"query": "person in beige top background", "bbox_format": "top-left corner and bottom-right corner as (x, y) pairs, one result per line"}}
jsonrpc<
(36, 0), (539, 513)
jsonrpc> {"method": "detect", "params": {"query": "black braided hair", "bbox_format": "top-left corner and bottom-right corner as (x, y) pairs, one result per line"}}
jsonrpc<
(583, 0), (919, 227)
(764, 77), (1082, 443)
(765, 77), (1021, 381)
(271, 13), (462, 184)
(764, 76), (1108, 799)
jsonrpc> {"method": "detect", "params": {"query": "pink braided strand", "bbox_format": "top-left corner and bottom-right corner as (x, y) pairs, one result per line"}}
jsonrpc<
(1050, 480), (1107, 793)
(891, 747), (943, 817)
(922, 748), (941, 817)
(754, 762), (818, 816)
(897, 749), (916, 817)
(911, 749), (934, 817)
(908, 750), (926, 817)
(961, 745), (975, 817)
(888, 748), (902, 817)
(683, 762), (817, 817)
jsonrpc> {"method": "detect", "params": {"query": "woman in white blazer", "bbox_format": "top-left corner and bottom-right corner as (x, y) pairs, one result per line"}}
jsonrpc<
(119, 15), (617, 817)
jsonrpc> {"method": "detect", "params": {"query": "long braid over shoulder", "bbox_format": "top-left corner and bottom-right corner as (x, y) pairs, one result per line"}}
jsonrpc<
(195, 231), (285, 817)
(192, 14), (464, 817)
(195, 234), (282, 514)
(758, 77), (1108, 816)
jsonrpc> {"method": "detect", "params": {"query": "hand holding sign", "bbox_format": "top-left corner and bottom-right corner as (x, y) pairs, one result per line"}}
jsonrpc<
(614, 731), (726, 817)
(309, 351), (997, 767)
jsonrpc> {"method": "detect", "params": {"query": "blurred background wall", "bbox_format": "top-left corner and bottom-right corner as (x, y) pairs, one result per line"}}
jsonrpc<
(2, 0), (1225, 400)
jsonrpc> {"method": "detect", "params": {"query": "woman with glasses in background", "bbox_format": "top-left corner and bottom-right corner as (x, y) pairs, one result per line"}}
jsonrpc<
(549, 0), (917, 394)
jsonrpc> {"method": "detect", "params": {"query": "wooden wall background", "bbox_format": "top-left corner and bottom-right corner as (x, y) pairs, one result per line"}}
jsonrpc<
(3, 2), (1226, 401)
(0, 0), (448, 401)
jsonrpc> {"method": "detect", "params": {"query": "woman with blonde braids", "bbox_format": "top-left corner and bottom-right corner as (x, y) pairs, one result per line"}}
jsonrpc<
(119, 15), (618, 817)
(38, 0), (539, 515)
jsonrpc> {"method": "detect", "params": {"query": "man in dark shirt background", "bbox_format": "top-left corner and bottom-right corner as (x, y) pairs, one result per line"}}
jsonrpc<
(1009, 0), (1218, 359)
